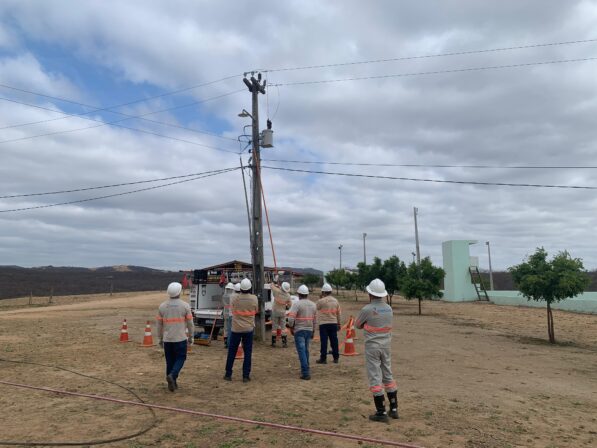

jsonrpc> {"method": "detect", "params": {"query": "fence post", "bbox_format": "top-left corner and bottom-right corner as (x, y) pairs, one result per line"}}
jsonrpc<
(49, 287), (53, 304)
(29, 290), (33, 305)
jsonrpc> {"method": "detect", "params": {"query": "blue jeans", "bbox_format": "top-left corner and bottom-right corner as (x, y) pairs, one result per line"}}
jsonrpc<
(319, 323), (339, 361)
(164, 340), (187, 381)
(226, 316), (232, 340)
(225, 331), (254, 378)
(294, 330), (313, 376)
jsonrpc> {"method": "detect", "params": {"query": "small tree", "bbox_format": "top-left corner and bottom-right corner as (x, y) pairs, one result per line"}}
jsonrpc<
(381, 255), (407, 305)
(402, 257), (445, 315)
(325, 269), (347, 295)
(302, 273), (322, 290)
(509, 247), (589, 344)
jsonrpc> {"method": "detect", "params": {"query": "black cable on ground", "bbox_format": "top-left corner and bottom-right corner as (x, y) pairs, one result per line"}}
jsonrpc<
(0, 357), (158, 446)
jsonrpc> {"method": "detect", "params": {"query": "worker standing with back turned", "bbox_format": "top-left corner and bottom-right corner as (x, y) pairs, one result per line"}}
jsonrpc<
(316, 283), (341, 364)
(270, 282), (292, 347)
(224, 278), (258, 382)
(156, 282), (194, 392)
(287, 284), (316, 380)
(355, 278), (398, 422)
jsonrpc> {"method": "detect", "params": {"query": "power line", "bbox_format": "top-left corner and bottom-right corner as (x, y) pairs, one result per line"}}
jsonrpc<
(262, 166), (597, 190)
(0, 167), (239, 213)
(0, 73), (240, 131)
(258, 38), (597, 73)
(0, 90), (244, 152)
(261, 158), (597, 169)
(270, 56), (597, 87)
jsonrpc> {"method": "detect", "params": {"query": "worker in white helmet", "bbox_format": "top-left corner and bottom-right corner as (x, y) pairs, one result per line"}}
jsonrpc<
(287, 284), (317, 380)
(224, 278), (258, 382)
(316, 283), (341, 364)
(222, 282), (235, 348)
(270, 282), (292, 347)
(156, 282), (194, 392)
(355, 278), (398, 422)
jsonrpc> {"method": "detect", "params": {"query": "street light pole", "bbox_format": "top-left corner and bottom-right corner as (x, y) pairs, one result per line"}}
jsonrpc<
(486, 241), (494, 291)
(413, 207), (421, 265)
(338, 245), (343, 270)
(411, 252), (416, 264)
(362, 233), (367, 265)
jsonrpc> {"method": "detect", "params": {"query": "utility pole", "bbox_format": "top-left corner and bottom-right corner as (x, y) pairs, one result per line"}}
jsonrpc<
(486, 241), (494, 291)
(338, 245), (343, 269)
(243, 73), (267, 342)
(362, 233), (367, 265)
(413, 207), (421, 264)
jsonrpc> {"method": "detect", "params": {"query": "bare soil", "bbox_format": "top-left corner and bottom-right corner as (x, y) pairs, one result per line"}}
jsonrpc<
(1, 292), (596, 448)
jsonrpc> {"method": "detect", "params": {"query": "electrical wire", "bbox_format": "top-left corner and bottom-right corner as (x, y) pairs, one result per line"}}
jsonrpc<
(262, 166), (597, 190)
(0, 167), (239, 213)
(0, 73), (240, 131)
(0, 357), (157, 446)
(261, 158), (597, 169)
(257, 37), (597, 73)
(269, 56), (597, 87)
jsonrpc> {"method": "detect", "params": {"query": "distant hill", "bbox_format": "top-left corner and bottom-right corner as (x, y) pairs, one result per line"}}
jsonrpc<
(0, 265), (181, 300)
(280, 266), (323, 276)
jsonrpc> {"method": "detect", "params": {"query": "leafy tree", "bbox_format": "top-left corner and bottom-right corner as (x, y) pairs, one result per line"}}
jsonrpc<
(381, 256), (407, 304)
(302, 273), (322, 290)
(509, 247), (589, 343)
(402, 257), (445, 315)
(325, 269), (347, 295)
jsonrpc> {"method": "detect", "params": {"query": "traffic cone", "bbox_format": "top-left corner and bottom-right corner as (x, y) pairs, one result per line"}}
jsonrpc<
(341, 317), (358, 356)
(186, 328), (192, 353)
(235, 341), (244, 359)
(140, 321), (155, 347)
(119, 318), (131, 343)
(313, 325), (320, 342)
(348, 315), (358, 340)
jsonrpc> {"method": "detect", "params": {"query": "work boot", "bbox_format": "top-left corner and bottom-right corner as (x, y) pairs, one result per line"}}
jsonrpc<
(387, 391), (399, 419)
(333, 358), (339, 364)
(369, 395), (389, 423)
(271, 335), (276, 347)
(166, 374), (175, 392)
(282, 335), (288, 348)
(316, 358), (327, 364)
(223, 374), (232, 381)
(300, 374), (311, 380)
(174, 379), (179, 390)
(243, 376), (251, 383)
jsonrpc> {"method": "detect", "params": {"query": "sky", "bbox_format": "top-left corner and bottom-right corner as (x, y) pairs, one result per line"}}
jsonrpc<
(1, 0), (597, 273)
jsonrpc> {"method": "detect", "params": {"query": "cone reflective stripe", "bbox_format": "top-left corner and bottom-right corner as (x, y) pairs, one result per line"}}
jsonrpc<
(235, 341), (244, 359)
(341, 316), (358, 356)
(119, 319), (131, 343)
(349, 315), (358, 340)
(140, 321), (155, 347)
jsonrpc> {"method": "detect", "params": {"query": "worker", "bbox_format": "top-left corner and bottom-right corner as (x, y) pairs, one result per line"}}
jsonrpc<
(355, 278), (398, 422)
(316, 283), (341, 364)
(287, 284), (317, 380)
(270, 281), (292, 348)
(222, 282), (234, 348)
(156, 282), (194, 392)
(224, 278), (258, 382)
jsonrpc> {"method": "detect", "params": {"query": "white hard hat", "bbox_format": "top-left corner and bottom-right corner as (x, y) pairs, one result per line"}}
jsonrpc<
(233, 283), (241, 292)
(167, 282), (182, 298)
(281, 282), (290, 293)
(240, 278), (252, 291)
(321, 283), (333, 293)
(225, 282), (234, 290)
(297, 284), (309, 295)
(366, 278), (388, 298)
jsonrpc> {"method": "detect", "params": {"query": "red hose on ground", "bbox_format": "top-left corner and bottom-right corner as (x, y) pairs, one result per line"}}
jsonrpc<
(0, 380), (424, 448)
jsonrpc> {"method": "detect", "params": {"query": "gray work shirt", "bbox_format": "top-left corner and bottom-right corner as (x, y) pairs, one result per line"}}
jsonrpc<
(355, 299), (393, 346)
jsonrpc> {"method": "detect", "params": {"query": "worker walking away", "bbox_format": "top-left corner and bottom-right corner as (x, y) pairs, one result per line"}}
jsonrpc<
(222, 282), (234, 348)
(156, 282), (194, 392)
(316, 283), (341, 364)
(287, 284), (317, 380)
(270, 282), (292, 347)
(224, 278), (258, 382)
(355, 278), (398, 422)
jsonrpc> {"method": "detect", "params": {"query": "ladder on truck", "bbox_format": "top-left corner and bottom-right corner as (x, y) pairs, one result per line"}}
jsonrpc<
(469, 266), (489, 301)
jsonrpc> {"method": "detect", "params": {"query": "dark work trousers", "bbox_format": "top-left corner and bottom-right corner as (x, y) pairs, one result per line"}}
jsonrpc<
(164, 340), (188, 381)
(319, 323), (339, 361)
(225, 330), (254, 378)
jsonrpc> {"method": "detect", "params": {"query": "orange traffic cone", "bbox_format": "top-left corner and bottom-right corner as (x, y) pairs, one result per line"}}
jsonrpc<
(313, 325), (320, 342)
(119, 318), (131, 343)
(186, 328), (192, 353)
(348, 315), (358, 340)
(341, 317), (358, 356)
(235, 341), (244, 359)
(140, 321), (156, 347)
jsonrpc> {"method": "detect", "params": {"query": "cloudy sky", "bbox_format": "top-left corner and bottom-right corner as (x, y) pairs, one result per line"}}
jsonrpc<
(1, 0), (597, 273)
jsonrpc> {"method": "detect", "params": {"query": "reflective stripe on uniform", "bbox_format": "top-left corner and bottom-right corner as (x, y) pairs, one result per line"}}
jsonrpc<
(384, 381), (397, 390)
(162, 317), (186, 324)
(364, 324), (391, 333)
(318, 309), (338, 314)
(185, 313), (193, 320)
(155, 316), (163, 321)
(369, 385), (383, 393)
(233, 310), (257, 316)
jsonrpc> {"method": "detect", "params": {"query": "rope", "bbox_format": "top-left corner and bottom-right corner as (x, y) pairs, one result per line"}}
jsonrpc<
(0, 380), (424, 448)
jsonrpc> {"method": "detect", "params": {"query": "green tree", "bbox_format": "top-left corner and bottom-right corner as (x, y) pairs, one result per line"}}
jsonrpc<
(325, 269), (347, 295)
(380, 255), (407, 304)
(509, 247), (589, 344)
(402, 257), (445, 315)
(302, 273), (322, 290)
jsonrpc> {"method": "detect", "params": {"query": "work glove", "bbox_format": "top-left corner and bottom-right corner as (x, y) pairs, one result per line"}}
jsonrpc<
(159, 339), (164, 348)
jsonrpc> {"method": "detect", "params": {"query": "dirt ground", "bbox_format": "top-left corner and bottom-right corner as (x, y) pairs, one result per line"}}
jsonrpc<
(0, 291), (596, 448)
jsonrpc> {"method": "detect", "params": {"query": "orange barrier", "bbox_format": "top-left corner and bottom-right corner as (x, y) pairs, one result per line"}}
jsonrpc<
(119, 318), (131, 343)
(140, 321), (156, 347)
(341, 316), (358, 356)
(235, 341), (244, 359)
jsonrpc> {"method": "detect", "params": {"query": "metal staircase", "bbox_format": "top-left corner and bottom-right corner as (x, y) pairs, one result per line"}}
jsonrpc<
(469, 266), (489, 301)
